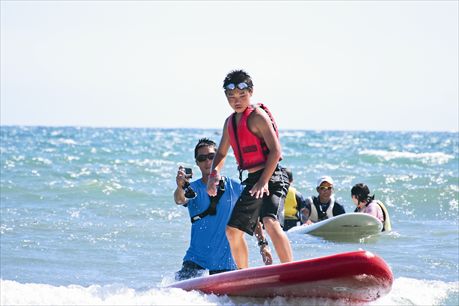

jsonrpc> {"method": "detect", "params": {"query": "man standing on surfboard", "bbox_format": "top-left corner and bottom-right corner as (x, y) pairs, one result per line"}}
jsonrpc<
(207, 70), (293, 269)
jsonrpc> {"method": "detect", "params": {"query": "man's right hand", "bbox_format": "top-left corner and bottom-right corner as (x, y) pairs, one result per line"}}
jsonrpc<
(176, 166), (187, 188)
(174, 166), (189, 205)
(260, 245), (273, 265)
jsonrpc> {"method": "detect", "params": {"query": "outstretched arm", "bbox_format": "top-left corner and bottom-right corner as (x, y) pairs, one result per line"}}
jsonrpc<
(207, 118), (231, 196)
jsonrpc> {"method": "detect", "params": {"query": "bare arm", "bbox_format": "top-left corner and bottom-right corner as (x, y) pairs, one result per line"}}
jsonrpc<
(248, 109), (282, 198)
(207, 118), (231, 196)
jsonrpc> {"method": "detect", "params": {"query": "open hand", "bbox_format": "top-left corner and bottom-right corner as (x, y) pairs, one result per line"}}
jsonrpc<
(260, 245), (273, 265)
(249, 181), (269, 199)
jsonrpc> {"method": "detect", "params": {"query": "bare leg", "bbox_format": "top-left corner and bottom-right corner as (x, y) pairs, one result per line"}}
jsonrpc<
(226, 226), (248, 269)
(262, 217), (293, 263)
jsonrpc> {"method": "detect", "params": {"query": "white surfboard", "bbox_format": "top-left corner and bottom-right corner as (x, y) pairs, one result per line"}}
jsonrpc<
(287, 213), (383, 238)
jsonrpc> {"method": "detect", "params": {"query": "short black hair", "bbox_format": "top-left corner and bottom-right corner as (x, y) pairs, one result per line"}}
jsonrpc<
(194, 138), (217, 159)
(351, 183), (374, 202)
(285, 168), (293, 182)
(223, 69), (254, 90)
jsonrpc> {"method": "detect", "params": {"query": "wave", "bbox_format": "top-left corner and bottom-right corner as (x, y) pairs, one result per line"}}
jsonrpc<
(1, 277), (457, 306)
(0, 280), (219, 306)
(373, 277), (459, 306)
(359, 150), (455, 165)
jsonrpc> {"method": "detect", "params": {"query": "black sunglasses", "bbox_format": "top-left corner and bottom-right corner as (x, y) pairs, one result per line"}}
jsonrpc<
(196, 153), (215, 162)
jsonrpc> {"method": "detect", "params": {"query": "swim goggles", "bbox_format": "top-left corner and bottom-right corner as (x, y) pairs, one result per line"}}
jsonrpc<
(224, 82), (250, 91)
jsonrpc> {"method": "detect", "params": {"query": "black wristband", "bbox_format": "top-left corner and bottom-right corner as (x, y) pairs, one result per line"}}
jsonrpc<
(258, 239), (268, 247)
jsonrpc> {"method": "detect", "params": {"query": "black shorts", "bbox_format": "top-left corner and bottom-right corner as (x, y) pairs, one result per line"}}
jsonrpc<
(283, 219), (300, 231)
(227, 165), (290, 236)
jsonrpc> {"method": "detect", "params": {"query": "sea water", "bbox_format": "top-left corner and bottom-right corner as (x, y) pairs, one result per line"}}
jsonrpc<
(1, 126), (458, 305)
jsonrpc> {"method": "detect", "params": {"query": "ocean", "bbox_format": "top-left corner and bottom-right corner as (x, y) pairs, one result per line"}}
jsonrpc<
(1, 126), (458, 305)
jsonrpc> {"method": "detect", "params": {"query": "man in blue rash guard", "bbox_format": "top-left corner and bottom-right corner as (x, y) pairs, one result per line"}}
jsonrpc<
(173, 138), (272, 280)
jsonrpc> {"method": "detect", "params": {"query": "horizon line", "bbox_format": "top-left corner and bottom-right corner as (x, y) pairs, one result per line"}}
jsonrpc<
(1, 124), (458, 134)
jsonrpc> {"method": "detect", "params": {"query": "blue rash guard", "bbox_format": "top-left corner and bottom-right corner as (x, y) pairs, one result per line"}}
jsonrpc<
(183, 177), (243, 271)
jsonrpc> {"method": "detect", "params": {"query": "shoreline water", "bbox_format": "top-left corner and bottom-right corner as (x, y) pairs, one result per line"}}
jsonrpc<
(1, 126), (458, 305)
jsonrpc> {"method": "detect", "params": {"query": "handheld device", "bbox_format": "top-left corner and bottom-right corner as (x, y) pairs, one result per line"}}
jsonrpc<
(182, 167), (196, 199)
(184, 167), (193, 179)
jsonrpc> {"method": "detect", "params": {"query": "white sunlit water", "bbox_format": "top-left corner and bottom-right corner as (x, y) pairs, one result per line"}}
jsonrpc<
(1, 126), (458, 305)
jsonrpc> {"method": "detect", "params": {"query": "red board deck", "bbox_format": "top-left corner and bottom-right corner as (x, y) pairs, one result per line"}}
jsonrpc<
(168, 250), (393, 302)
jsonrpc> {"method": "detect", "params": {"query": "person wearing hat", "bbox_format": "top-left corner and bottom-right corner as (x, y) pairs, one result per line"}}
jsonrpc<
(301, 176), (346, 224)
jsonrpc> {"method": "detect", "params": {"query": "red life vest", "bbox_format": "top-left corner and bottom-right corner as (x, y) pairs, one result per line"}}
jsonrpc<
(227, 103), (281, 170)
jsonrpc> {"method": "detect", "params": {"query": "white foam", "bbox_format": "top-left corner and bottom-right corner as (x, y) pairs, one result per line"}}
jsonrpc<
(32, 157), (52, 165)
(149, 208), (183, 221)
(449, 198), (458, 211)
(0, 280), (219, 305)
(2, 277), (458, 306)
(50, 138), (78, 146)
(370, 277), (459, 306)
(360, 150), (454, 165)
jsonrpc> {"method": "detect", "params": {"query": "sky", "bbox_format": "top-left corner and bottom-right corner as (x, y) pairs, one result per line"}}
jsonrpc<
(1, 1), (458, 132)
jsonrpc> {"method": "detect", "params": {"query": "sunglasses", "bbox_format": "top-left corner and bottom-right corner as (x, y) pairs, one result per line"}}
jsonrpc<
(318, 186), (333, 191)
(196, 153), (215, 162)
(225, 82), (250, 91)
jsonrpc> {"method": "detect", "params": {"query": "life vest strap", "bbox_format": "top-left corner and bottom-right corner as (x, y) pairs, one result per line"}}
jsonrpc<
(190, 178), (226, 223)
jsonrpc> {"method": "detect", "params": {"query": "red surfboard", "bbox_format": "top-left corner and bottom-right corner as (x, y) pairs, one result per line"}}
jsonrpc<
(168, 250), (393, 302)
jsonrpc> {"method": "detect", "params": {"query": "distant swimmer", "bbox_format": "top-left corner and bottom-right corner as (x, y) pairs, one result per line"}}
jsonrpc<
(301, 176), (346, 224)
(173, 138), (272, 281)
(351, 183), (392, 232)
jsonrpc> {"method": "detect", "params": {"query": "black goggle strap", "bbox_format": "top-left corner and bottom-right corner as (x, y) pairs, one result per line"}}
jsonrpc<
(190, 177), (226, 223)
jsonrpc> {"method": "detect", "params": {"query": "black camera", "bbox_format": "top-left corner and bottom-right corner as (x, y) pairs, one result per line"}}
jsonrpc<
(182, 167), (196, 199)
(184, 167), (193, 179)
